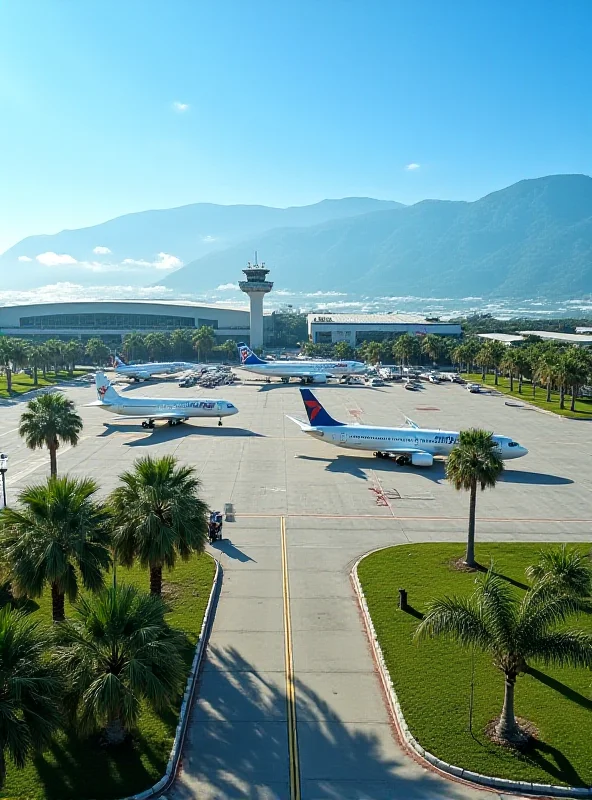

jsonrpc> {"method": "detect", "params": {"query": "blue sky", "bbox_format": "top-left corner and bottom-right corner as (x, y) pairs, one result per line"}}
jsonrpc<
(1, 0), (591, 253)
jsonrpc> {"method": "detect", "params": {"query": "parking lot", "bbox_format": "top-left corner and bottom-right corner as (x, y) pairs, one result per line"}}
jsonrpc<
(1, 374), (590, 799)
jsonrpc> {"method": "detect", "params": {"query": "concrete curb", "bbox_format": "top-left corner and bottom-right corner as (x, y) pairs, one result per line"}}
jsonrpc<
(121, 554), (221, 800)
(351, 545), (592, 798)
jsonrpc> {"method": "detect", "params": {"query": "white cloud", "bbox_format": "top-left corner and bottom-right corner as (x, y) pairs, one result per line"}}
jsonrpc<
(36, 251), (79, 266)
(405, 163), (420, 171)
(18, 255), (32, 262)
(202, 235), (217, 243)
(122, 252), (182, 270)
(0, 282), (177, 306)
(172, 101), (189, 112)
(216, 283), (239, 291)
(93, 245), (112, 255)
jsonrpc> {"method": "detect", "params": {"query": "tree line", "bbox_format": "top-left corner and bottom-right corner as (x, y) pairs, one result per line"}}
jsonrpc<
(0, 392), (212, 784)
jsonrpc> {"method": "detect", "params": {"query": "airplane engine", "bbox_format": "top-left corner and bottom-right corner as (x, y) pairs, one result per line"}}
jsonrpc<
(411, 452), (433, 467)
(311, 374), (327, 383)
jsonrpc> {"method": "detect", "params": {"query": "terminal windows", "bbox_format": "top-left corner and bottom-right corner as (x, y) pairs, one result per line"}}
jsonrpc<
(19, 312), (197, 330)
(197, 318), (219, 330)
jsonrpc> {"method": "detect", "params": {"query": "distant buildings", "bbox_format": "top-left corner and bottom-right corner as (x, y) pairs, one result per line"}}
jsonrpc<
(307, 313), (461, 347)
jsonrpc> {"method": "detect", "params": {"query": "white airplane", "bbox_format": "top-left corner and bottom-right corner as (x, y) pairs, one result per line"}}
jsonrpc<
(112, 355), (201, 382)
(287, 388), (528, 467)
(87, 372), (238, 428)
(237, 343), (366, 384)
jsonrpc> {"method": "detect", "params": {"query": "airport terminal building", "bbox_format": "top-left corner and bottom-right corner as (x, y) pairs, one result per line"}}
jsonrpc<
(307, 313), (462, 346)
(0, 300), (251, 345)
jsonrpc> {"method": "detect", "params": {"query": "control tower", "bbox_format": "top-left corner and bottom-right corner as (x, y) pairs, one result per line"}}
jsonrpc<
(238, 254), (273, 349)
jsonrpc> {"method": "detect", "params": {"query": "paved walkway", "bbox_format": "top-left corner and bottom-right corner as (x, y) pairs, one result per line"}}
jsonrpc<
(169, 517), (540, 800)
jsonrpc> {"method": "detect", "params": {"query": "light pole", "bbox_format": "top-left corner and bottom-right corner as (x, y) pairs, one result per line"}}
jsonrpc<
(0, 453), (7, 509)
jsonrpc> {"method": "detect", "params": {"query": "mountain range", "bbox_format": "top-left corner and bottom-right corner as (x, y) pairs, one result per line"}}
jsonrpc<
(3, 175), (592, 298)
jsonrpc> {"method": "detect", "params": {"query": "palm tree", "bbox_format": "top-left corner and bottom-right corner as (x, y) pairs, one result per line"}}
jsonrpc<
(54, 584), (185, 744)
(192, 326), (216, 362)
(62, 340), (82, 376)
(476, 343), (490, 381)
(0, 606), (62, 786)
(26, 345), (44, 387)
(19, 391), (83, 476)
(333, 341), (354, 361)
(0, 476), (111, 622)
(416, 568), (592, 743)
(535, 349), (559, 403)
(84, 337), (111, 367)
(392, 333), (419, 368)
(526, 544), (592, 599)
(110, 455), (209, 596)
(0, 338), (15, 393)
(445, 429), (504, 568)
(122, 332), (147, 362)
(421, 334), (443, 366)
(500, 348), (521, 393)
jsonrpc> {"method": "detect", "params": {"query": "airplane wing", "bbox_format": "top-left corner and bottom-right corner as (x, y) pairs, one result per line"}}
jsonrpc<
(404, 417), (420, 429)
(111, 412), (188, 421)
(285, 415), (315, 431)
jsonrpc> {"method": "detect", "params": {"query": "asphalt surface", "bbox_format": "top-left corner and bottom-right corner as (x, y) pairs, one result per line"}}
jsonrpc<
(1, 373), (590, 800)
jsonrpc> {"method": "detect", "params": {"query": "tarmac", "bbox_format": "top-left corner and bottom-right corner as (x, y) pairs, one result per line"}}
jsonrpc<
(1, 373), (590, 800)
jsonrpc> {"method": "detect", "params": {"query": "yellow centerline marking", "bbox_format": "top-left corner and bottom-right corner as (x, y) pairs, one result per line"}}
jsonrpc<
(281, 516), (301, 800)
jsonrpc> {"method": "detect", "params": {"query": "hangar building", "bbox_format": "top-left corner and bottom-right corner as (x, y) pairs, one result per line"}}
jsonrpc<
(307, 313), (462, 346)
(0, 300), (251, 345)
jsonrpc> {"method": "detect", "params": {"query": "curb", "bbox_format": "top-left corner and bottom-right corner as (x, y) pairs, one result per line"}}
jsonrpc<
(121, 554), (221, 800)
(351, 545), (592, 798)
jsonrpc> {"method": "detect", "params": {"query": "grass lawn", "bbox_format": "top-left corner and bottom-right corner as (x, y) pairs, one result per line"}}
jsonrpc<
(462, 371), (592, 420)
(0, 370), (91, 400)
(0, 554), (216, 800)
(358, 543), (592, 788)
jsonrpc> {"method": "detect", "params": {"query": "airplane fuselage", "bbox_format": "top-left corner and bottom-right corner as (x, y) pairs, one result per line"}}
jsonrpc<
(115, 361), (198, 380)
(98, 396), (237, 419)
(303, 424), (528, 461)
(239, 360), (366, 380)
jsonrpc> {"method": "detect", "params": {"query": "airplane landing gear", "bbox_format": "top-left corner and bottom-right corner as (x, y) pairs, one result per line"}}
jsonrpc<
(373, 451), (389, 459)
(281, 377), (290, 384)
(142, 419), (155, 429)
(218, 417), (223, 427)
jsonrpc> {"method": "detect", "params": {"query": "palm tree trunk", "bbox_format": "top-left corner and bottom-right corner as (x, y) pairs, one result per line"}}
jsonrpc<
(6, 368), (12, 394)
(0, 748), (5, 790)
(465, 478), (477, 568)
(518, 374), (522, 394)
(481, 366), (486, 381)
(149, 564), (163, 596)
(51, 582), (65, 622)
(33, 366), (38, 386)
(494, 368), (499, 386)
(532, 380), (536, 398)
(559, 385), (565, 409)
(496, 674), (522, 741)
(49, 443), (58, 477)
(509, 373), (513, 392)
(571, 385), (577, 412)
(104, 717), (127, 745)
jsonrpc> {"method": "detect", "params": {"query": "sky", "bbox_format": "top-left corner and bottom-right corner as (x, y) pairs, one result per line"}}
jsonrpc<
(1, 0), (591, 253)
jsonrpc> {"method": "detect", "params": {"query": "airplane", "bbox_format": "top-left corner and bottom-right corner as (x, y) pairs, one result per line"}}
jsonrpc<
(287, 388), (528, 467)
(86, 372), (238, 428)
(237, 342), (366, 384)
(111, 354), (202, 382)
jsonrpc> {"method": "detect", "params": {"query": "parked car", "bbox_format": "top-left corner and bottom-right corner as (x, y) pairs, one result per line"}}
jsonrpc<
(368, 377), (385, 387)
(467, 383), (482, 393)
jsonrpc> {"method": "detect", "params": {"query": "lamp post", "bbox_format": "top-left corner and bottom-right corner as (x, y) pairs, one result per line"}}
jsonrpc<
(0, 453), (7, 509)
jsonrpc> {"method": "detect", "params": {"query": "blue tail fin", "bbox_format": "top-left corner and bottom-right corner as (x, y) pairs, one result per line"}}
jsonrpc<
(300, 388), (343, 426)
(237, 342), (266, 366)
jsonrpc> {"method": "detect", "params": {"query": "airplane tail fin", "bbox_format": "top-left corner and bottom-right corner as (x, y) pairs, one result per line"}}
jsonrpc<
(95, 372), (120, 404)
(237, 342), (266, 366)
(299, 388), (343, 427)
(113, 354), (126, 367)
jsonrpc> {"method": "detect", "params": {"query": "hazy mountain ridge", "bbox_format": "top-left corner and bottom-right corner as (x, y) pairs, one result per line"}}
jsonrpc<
(3, 175), (592, 298)
(162, 175), (592, 298)
(0, 197), (402, 289)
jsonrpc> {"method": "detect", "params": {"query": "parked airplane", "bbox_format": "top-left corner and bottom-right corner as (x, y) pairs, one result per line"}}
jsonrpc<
(87, 372), (238, 428)
(112, 355), (201, 381)
(237, 343), (366, 384)
(288, 388), (528, 466)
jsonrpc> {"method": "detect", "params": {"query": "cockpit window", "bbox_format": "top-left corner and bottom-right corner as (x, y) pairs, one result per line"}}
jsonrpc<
(508, 441), (519, 447)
